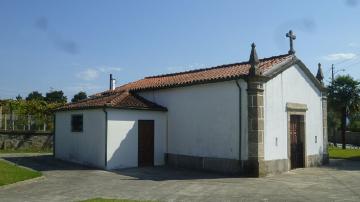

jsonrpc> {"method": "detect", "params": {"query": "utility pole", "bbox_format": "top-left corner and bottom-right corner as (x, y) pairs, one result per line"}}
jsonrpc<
(331, 64), (345, 83)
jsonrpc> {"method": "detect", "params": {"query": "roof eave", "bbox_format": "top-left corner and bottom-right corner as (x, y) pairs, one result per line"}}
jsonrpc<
(262, 56), (326, 92)
(130, 75), (248, 93)
(54, 105), (168, 113)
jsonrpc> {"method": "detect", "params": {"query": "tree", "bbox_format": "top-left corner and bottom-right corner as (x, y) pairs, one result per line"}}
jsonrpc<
(26, 91), (44, 101)
(16, 94), (22, 100)
(348, 113), (360, 132)
(328, 110), (340, 146)
(328, 75), (360, 149)
(45, 90), (67, 103)
(71, 91), (87, 103)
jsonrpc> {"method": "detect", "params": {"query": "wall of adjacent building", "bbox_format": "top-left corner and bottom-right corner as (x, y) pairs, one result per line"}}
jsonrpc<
(55, 109), (106, 168)
(264, 64), (323, 161)
(139, 79), (248, 161)
(106, 109), (167, 169)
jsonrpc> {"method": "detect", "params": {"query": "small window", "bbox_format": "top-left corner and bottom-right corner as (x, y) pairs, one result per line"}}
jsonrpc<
(71, 114), (83, 132)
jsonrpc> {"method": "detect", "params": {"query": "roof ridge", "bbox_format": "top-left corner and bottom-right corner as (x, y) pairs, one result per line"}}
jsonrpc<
(66, 90), (125, 107)
(144, 53), (291, 79)
(129, 92), (167, 109)
(55, 53), (294, 111)
(109, 91), (130, 106)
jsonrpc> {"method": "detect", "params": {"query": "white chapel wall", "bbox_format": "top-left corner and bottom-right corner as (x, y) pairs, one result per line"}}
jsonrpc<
(139, 79), (248, 160)
(264, 64), (323, 161)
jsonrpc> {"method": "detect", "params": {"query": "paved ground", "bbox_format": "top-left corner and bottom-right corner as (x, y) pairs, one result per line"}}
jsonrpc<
(0, 154), (360, 202)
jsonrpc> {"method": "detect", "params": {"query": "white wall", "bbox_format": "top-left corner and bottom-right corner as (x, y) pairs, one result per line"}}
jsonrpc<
(55, 109), (105, 168)
(106, 109), (167, 169)
(139, 80), (248, 160)
(264, 64), (323, 161)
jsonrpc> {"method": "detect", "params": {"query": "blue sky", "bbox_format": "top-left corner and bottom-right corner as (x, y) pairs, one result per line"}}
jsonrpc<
(1, 0), (360, 100)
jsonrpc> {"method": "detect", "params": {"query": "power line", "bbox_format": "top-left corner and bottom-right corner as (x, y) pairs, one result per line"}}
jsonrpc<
(334, 56), (359, 66)
(342, 59), (360, 69)
(333, 51), (360, 66)
(329, 64), (345, 83)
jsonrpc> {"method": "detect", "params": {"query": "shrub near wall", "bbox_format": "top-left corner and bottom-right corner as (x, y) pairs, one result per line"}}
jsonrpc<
(0, 131), (53, 152)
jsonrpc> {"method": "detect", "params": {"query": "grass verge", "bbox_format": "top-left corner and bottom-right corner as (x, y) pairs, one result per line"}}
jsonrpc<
(0, 160), (42, 186)
(0, 148), (52, 154)
(80, 198), (155, 202)
(328, 146), (360, 160)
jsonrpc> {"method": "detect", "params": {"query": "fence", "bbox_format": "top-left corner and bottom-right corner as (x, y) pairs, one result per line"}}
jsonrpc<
(0, 113), (54, 133)
(330, 131), (360, 147)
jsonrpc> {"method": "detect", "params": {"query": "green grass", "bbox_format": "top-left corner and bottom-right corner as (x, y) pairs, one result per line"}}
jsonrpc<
(329, 146), (360, 160)
(0, 148), (52, 154)
(0, 160), (42, 186)
(80, 199), (155, 202)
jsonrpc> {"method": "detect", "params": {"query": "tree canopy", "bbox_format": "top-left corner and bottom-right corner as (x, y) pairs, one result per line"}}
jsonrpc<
(327, 75), (360, 149)
(71, 91), (87, 103)
(45, 90), (67, 104)
(16, 94), (22, 101)
(26, 91), (44, 101)
(328, 75), (360, 113)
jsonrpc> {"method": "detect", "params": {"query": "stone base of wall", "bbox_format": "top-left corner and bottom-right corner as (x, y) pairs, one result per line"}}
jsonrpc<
(166, 153), (244, 175)
(264, 159), (289, 175)
(0, 132), (53, 150)
(307, 154), (323, 167)
(243, 159), (266, 177)
(323, 154), (329, 164)
(166, 153), (325, 177)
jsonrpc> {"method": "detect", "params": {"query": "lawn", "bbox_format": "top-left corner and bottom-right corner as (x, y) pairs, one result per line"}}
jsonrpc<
(0, 160), (42, 186)
(328, 146), (360, 160)
(80, 198), (155, 202)
(0, 148), (52, 153)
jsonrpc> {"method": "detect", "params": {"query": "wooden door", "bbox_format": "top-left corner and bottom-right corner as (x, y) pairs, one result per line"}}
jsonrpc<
(290, 115), (304, 169)
(138, 120), (154, 167)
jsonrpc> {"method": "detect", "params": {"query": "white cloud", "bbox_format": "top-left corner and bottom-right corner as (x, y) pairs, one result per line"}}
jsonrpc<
(76, 66), (123, 81)
(323, 53), (357, 61)
(76, 69), (99, 81)
(348, 42), (359, 47)
(98, 66), (123, 73)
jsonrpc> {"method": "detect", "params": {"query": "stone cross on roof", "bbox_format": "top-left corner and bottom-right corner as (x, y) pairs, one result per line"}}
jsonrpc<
(286, 30), (296, 54)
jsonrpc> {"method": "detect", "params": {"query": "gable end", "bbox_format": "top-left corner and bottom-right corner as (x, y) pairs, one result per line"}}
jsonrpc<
(263, 57), (326, 92)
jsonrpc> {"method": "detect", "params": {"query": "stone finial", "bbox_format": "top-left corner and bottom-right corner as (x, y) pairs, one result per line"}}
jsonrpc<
(316, 63), (324, 83)
(248, 43), (261, 76)
(286, 30), (296, 55)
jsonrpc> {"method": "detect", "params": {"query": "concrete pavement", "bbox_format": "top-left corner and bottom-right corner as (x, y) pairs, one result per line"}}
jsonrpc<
(0, 154), (360, 202)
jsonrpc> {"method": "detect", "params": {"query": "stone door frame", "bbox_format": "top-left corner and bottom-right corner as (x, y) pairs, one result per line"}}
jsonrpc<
(286, 103), (307, 169)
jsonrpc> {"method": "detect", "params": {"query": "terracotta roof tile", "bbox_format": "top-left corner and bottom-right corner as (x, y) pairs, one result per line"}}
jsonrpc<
(117, 54), (293, 91)
(56, 90), (167, 111)
(56, 53), (293, 111)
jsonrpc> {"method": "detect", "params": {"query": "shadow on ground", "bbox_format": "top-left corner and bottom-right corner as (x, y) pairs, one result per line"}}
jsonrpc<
(325, 158), (360, 171)
(110, 166), (234, 181)
(1, 154), (238, 181)
(2, 155), (92, 171)
(2, 154), (360, 181)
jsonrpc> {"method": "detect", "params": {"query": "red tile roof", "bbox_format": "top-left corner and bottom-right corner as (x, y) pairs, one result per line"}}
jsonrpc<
(117, 54), (293, 92)
(57, 53), (293, 111)
(56, 90), (167, 111)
